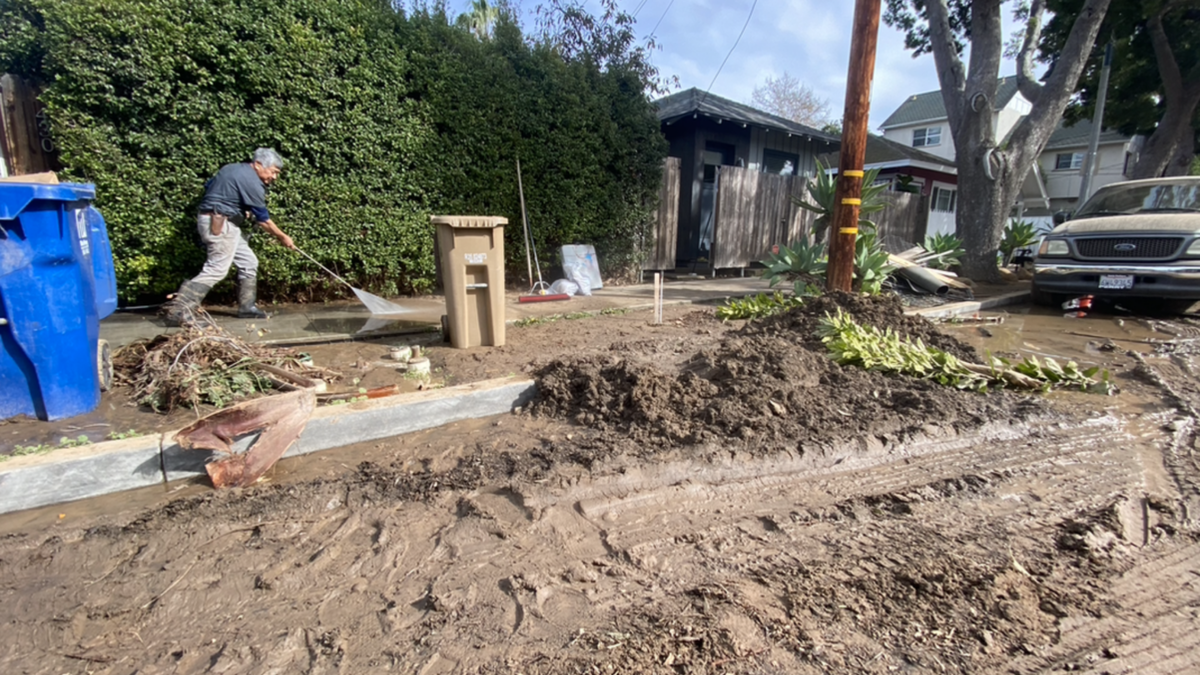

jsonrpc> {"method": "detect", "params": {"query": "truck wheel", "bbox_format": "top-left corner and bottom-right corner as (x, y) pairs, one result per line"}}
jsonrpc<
(97, 339), (114, 392)
(1029, 282), (1059, 308)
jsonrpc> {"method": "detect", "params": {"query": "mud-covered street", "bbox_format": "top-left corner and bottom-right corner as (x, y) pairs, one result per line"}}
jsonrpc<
(2, 297), (1199, 674)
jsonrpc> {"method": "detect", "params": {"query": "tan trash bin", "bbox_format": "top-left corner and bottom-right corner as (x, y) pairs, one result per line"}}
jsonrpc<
(432, 215), (507, 348)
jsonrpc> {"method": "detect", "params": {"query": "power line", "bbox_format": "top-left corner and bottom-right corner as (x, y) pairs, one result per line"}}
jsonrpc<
(698, 0), (757, 105)
(649, 0), (676, 36)
(632, 0), (650, 19)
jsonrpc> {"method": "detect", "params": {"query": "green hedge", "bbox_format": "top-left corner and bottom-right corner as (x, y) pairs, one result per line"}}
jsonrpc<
(0, 0), (666, 303)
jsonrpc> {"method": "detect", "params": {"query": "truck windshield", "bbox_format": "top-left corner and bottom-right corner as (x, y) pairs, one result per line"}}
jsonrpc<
(1075, 181), (1200, 219)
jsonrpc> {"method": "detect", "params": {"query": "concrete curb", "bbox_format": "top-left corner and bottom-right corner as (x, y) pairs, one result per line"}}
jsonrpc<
(906, 290), (1031, 319)
(1, 378), (536, 514)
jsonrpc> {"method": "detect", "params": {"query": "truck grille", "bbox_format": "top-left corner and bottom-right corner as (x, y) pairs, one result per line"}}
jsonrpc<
(1074, 237), (1183, 260)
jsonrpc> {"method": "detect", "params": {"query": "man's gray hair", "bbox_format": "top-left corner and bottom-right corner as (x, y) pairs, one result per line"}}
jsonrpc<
(253, 147), (284, 169)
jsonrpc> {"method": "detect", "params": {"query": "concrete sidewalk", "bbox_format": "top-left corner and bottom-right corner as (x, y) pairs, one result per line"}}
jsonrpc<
(101, 276), (1031, 349)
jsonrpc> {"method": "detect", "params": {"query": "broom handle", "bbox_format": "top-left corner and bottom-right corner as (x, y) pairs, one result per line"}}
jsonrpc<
(295, 246), (355, 291)
(516, 159), (535, 288)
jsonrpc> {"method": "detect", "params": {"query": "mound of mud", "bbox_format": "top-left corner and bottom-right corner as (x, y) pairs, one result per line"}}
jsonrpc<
(532, 293), (1033, 455)
(747, 291), (979, 362)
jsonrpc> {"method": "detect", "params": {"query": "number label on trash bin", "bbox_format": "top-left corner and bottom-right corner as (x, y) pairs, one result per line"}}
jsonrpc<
(74, 209), (91, 257)
(464, 253), (487, 265)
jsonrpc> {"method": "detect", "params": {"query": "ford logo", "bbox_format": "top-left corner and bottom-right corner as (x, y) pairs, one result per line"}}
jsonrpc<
(1114, 243), (1137, 252)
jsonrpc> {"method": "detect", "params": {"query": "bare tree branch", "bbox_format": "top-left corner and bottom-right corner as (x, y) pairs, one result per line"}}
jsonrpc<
(1147, 8), (1183, 95)
(1016, 0), (1047, 103)
(923, 0), (968, 130)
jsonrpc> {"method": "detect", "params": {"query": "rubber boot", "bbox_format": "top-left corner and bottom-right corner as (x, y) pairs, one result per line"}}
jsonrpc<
(162, 280), (212, 327)
(238, 277), (269, 319)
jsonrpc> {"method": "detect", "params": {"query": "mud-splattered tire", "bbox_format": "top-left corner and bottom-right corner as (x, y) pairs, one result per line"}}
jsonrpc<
(97, 339), (113, 392)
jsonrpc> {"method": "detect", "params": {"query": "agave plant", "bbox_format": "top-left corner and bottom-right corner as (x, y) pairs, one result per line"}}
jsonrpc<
(1000, 219), (1040, 264)
(762, 240), (827, 295)
(853, 231), (896, 295)
(792, 159), (888, 243)
(921, 232), (965, 270)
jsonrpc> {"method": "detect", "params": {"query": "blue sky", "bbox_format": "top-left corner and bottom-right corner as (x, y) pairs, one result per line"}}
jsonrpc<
(452, 0), (1029, 131)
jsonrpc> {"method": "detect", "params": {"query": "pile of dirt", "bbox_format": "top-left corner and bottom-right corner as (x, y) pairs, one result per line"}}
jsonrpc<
(531, 293), (1035, 458)
(746, 290), (980, 362)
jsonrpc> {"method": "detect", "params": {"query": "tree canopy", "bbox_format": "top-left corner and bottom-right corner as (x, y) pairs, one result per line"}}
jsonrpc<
(1040, 0), (1200, 177)
(884, 0), (1112, 281)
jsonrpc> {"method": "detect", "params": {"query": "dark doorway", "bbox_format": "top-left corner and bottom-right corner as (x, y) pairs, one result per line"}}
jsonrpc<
(695, 141), (735, 267)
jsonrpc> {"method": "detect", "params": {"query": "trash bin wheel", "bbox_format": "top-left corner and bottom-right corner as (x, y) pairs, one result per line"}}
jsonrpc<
(97, 339), (114, 392)
(440, 315), (451, 343)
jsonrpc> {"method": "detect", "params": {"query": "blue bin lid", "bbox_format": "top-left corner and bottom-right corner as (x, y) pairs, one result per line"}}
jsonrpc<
(0, 182), (97, 220)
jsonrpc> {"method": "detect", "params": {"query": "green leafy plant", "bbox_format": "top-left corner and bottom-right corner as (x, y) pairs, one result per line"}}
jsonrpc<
(853, 231), (897, 295)
(1000, 220), (1041, 264)
(818, 310), (1111, 393)
(921, 232), (965, 270)
(792, 160), (888, 242)
(762, 240), (827, 295)
(716, 292), (805, 322)
(106, 429), (145, 441)
(0, 0), (667, 301)
(57, 435), (91, 448)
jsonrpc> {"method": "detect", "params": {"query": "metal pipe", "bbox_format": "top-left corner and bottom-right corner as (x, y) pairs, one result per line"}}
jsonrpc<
(895, 266), (950, 296)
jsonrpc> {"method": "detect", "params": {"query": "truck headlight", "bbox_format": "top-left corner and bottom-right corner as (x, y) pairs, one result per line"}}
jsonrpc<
(1038, 239), (1070, 256)
(1187, 239), (1200, 255)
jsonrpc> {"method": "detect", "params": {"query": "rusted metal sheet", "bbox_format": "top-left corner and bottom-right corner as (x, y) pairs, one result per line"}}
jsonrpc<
(175, 389), (317, 488)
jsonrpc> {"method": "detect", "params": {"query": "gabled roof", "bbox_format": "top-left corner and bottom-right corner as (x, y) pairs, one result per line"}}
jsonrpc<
(1043, 118), (1130, 151)
(880, 76), (1022, 130)
(822, 134), (956, 173)
(654, 87), (841, 143)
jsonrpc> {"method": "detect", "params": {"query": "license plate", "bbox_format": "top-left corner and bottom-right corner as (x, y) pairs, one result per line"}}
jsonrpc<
(1099, 274), (1134, 290)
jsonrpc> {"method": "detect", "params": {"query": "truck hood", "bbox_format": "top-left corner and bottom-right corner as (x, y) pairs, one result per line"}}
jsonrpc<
(1054, 213), (1200, 235)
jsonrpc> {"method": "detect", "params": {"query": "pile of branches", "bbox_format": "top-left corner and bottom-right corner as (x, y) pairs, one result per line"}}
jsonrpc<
(113, 320), (336, 412)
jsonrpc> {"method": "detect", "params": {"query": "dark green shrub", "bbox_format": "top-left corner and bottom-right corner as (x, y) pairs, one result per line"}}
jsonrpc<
(0, 0), (666, 303)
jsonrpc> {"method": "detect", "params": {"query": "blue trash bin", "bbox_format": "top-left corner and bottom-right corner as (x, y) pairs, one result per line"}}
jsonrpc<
(0, 181), (118, 421)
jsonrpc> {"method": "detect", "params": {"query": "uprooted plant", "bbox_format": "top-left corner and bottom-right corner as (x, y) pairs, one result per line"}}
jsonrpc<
(113, 320), (337, 412)
(818, 310), (1113, 394)
(717, 291), (807, 322)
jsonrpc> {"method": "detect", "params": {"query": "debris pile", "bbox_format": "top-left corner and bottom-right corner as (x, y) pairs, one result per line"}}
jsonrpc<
(532, 293), (1039, 457)
(113, 320), (335, 412)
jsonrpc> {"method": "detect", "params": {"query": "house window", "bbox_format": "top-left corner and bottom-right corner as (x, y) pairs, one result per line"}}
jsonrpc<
(1055, 152), (1084, 170)
(762, 149), (800, 176)
(932, 187), (957, 213)
(913, 127), (941, 147)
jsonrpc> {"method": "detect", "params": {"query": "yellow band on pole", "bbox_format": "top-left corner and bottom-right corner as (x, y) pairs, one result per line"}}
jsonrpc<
(839, 227), (859, 235)
(843, 170), (864, 178)
(841, 198), (862, 205)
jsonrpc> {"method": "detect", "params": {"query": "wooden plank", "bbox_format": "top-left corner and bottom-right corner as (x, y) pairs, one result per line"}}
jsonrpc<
(0, 74), (54, 176)
(643, 156), (680, 270)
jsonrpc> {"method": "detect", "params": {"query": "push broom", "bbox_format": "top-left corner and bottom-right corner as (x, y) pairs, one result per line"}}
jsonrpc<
(516, 159), (570, 304)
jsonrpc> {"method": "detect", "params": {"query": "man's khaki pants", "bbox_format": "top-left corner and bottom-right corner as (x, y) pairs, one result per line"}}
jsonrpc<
(190, 214), (259, 286)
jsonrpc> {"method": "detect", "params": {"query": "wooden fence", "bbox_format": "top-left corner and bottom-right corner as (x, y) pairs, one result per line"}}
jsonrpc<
(711, 166), (812, 269)
(0, 74), (58, 177)
(873, 192), (928, 248)
(642, 156), (680, 270)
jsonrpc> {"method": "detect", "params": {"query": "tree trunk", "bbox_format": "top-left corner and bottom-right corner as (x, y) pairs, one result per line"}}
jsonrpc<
(1165, 125), (1197, 177)
(956, 141), (1024, 282)
(1130, 88), (1200, 179)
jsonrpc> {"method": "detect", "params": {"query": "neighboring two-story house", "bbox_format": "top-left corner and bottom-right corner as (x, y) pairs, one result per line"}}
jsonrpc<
(877, 75), (1133, 233)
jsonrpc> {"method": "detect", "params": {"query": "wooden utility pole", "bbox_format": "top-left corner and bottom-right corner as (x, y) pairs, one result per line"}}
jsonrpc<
(827, 0), (882, 292)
